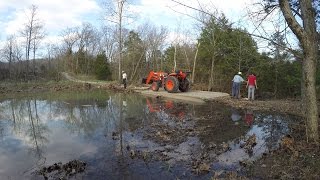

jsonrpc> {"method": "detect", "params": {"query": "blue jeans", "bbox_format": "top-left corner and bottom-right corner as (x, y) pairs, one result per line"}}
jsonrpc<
(232, 82), (241, 98)
(248, 85), (255, 100)
(123, 79), (127, 89)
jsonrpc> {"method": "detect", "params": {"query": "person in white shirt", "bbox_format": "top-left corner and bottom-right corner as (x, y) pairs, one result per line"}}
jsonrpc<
(122, 71), (127, 89)
(232, 72), (244, 99)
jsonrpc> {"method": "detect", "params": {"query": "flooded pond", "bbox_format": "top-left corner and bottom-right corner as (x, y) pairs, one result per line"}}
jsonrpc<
(0, 90), (298, 179)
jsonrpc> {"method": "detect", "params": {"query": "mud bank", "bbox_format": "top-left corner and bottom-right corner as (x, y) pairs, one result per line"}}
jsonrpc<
(135, 88), (302, 117)
(135, 89), (229, 104)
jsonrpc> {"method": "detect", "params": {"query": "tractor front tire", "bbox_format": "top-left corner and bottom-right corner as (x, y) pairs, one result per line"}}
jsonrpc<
(179, 78), (190, 92)
(151, 81), (160, 91)
(165, 76), (179, 93)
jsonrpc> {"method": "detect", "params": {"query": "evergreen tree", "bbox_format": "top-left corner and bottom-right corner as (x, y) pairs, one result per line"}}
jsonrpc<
(94, 52), (112, 80)
(123, 30), (145, 82)
(196, 14), (260, 90)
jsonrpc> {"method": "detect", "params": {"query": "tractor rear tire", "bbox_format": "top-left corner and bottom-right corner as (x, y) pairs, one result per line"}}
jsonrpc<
(179, 78), (190, 92)
(151, 81), (160, 91)
(165, 76), (179, 93)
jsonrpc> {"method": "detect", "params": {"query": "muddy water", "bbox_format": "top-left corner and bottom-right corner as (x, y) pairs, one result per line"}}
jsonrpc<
(0, 90), (297, 179)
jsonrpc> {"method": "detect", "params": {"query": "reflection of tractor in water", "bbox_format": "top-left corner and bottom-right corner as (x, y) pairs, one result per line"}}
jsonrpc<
(146, 98), (185, 119)
(142, 70), (191, 93)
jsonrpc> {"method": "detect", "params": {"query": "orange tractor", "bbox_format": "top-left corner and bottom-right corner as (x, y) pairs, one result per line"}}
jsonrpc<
(142, 70), (191, 93)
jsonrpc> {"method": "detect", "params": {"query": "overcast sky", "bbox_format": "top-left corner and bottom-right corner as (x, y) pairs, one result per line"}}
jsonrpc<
(0, 0), (262, 49)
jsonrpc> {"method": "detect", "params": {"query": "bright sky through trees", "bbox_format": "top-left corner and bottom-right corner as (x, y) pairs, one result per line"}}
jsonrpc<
(0, 0), (254, 46)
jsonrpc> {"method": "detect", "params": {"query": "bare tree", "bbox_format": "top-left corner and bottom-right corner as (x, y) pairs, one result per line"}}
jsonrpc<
(252, 0), (319, 142)
(31, 23), (45, 75)
(144, 25), (168, 71)
(100, 25), (117, 63)
(0, 35), (25, 80)
(117, 0), (125, 82)
(192, 42), (201, 84)
(278, 0), (319, 142)
(13, 42), (24, 80)
(127, 23), (150, 82)
(103, 0), (127, 82)
(44, 42), (58, 72)
(60, 27), (78, 72)
(74, 23), (99, 74)
(20, 4), (45, 77)
(103, 0), (139, 82)
(1, 35), (16, 78)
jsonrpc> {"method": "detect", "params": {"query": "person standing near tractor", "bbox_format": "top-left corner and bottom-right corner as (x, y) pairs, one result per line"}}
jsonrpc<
(246, 73), (258, 100)
(122, 71), (127, 89)
(232, 72), (244, 99)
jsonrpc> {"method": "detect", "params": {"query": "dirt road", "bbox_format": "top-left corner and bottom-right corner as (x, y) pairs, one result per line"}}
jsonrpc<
(136, 88), (230, 104)
(61, 72), (110, 85)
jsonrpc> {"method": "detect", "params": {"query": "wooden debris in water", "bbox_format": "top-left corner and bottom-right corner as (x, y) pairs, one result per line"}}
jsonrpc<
(36, 160), (86, 179)
(240, 134), (257, 155)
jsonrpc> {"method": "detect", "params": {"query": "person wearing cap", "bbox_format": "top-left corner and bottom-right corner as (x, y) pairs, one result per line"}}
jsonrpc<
(246, 72), (257, 100)
(122, 71), (127, 89)
(232, 72), (244, 99)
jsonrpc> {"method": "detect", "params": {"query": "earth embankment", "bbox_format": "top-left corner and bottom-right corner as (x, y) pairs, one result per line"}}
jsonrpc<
(136, 88), (229, 104)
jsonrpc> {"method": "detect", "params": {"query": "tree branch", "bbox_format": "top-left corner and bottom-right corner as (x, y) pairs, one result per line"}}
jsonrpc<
(248, 32), (301, 58)
(170, 0), (217, 20)
(279, 0), (306, 42)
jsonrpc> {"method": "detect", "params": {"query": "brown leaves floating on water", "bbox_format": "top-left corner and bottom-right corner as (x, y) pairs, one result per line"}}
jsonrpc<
(211, 171), (249, 180)
(239, 159), (253, 167)
(240, 134), (257, 155)
(198, 163), (210, 172)
(221, 142), (230, 152)
(127, 148), (151, 162)
(280, 134), (294, 151)
(279, 134), (299, 159)
(192, 162), (211, 174)
(36, 159), (86, 179)
(156, 131), (171, 141)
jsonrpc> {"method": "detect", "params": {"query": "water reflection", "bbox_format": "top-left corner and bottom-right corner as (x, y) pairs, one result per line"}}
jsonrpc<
(245, 109), (254, 126)
(216, 110), (290, 168)
(0, 92), (297, 179)
(231, 108), (242, 123)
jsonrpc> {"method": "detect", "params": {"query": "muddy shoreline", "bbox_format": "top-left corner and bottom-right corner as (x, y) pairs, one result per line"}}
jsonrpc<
(211, 96), (302, 117)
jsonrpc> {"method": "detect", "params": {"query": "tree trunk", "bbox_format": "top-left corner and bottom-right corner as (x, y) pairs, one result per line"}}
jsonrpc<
(118, 0), (124, 83)
(33, 39), (36, 76)
(208, 31), (216, 91)
(274, 63), (278, 98)
(279, 0), (318, 142)
(183, 48), (190, 70)
(174, 44), (177, 72)
(130, 48), (146, 83)
(118, 24), (122, 83)
(208, 56), (214, 91)
(9, 43), (12, 79)
(192, 42), (200, 84)
(302, 52), (318, 142)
